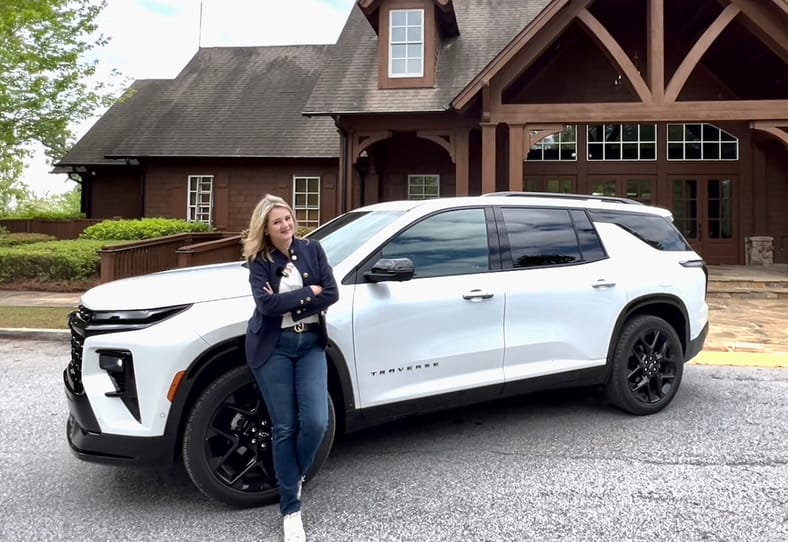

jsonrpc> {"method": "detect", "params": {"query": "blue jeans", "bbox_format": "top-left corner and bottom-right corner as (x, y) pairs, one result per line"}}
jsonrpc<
(251, 329), (328, 516)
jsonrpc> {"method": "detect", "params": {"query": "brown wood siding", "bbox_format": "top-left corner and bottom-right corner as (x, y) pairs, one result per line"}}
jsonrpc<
(140, 158), (339, 230)
(763, 139), (788, 263)
(371, 133), (455, 200)
(90, 172), (142, 219)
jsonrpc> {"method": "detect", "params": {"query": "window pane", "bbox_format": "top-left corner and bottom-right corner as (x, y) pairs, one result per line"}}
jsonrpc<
(622, 143), (638, 160)
(391, 27), (406, 42)
(668, 124), (683, 141)
(685, 142), (701, 160)
(605, 143), (620, 160)
(407, 44), (421, 59)
(570, 210), (606, 262)
(668, 142), (683, 160)
(702, 124), (719, 140)
(391, 44), (406, 59)
(587, 125), (603, 143)
(589, 211), (691, 251)
(391, 11), (406, 25)
(391, 59), (406, 74)
(622, 125), (639, 142)
(406, 59), (421, 74)
(640, 124), (656, 141)
(721, 143), (737, 159)
(407, 10), (422, 25)
(382, 209), (489, 278)
(703, 143), (719, 160)
(307, 194), (319, 207)
(407, 27), (421, 42)
(502, 208), (581, 268)
(588, 142), (603, 160)
(308, 177), (319, 192)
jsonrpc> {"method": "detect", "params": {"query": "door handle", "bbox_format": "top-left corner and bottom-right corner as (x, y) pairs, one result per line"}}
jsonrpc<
(462, 289), (494, 300)
(592, 279), (616, 288)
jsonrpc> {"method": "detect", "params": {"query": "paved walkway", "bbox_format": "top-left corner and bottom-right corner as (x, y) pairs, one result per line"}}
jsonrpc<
(1, 264), (787, 367)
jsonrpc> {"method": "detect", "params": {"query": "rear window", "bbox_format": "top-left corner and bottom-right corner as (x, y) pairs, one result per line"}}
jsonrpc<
(589, 211), (691, 251)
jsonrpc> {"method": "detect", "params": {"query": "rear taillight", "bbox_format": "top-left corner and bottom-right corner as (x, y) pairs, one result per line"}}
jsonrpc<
(680, 259), (708, 293)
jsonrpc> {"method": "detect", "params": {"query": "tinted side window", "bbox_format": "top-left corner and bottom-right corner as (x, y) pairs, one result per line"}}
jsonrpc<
(569, 210), (607, 262)
(589, 211), (691, 251)
(501, 208), (581, 268)
(381, 208), (489, 278)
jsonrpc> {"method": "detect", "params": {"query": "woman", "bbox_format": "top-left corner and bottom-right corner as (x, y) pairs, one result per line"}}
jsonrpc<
(243, 194), (338, 542)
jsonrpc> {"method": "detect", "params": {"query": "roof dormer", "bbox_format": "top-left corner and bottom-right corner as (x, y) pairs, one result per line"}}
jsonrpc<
(359, 0), (459, 90)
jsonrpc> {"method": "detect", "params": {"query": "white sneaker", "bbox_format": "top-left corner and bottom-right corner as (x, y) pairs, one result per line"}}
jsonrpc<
(283, 511), (305, 542)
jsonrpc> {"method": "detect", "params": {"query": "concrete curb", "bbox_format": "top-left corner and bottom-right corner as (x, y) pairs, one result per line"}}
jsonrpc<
(0, 328), (70, 341)
(691, 350), (788, 369)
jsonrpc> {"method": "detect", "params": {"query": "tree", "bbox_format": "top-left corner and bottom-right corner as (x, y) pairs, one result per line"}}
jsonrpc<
(0, 0), (119, 211)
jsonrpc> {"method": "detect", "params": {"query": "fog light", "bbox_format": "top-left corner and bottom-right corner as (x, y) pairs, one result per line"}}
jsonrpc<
(99, 353), (126, 372)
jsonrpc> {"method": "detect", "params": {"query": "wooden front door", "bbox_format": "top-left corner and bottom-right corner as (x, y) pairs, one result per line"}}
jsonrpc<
(669, 176), (737, 264)
(588, 175), (655, 205)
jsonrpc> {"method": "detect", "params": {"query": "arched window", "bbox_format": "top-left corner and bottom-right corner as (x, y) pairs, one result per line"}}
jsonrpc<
(667, 123), (738, 161)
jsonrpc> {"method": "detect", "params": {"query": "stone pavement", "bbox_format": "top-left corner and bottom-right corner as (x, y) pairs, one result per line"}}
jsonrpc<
(1, 265), (787, 367)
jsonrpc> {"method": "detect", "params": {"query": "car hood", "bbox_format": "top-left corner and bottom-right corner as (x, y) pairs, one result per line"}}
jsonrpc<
(81, 262), (251, 310)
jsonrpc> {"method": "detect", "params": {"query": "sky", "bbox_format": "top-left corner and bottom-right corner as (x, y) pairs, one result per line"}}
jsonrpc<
(22, 0), (356, 196)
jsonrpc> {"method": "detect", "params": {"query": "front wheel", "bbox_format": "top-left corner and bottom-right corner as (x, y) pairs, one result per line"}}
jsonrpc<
(606, 315), (684, 415)
(182, 365), (335, 507)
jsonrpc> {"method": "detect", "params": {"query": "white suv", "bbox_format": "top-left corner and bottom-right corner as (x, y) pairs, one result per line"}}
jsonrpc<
(64, 193), (709, 507)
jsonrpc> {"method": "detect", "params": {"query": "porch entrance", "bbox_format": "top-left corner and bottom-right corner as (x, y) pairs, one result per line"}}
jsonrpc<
(669, 176), (737, 264)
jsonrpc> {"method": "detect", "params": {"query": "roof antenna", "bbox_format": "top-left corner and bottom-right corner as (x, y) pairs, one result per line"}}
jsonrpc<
(198, 1), (203, 48)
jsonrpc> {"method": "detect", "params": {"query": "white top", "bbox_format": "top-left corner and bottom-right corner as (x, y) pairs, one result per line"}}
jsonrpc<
(279, 261), (319, 328)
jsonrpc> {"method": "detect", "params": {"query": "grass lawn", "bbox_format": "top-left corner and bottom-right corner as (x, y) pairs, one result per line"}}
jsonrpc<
(0, 306), (72, 329)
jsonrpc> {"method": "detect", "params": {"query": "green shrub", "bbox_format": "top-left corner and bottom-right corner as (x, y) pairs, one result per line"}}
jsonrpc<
(80, 218), (216, 241)
(0, 233), (58, 247)
(0, 240), (108, 282)
(0, 225), (8, 235)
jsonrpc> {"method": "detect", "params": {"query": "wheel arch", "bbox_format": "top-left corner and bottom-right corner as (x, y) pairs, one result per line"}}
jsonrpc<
(163, 335), (355, 461)
(605, 295), (690, 376)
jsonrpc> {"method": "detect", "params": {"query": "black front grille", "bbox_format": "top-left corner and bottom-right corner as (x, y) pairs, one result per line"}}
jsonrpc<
(66, 307), (90, 395)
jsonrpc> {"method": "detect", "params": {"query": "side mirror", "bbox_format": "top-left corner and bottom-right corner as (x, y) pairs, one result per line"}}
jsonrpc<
(364, 258), (415, 283)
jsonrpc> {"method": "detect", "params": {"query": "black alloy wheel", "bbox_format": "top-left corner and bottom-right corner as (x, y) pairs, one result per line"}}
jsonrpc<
(605, 315), (684, 415)
(182, 365), (335, 507)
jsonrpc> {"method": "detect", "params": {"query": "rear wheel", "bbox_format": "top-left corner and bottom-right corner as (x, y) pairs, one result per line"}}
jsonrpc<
(606, 315), (684, 415)
(182, 365), (335, 507)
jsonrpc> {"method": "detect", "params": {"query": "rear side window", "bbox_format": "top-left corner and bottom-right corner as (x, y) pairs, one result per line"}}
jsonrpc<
(501, 207), (583, 268)
(589, 211), (691, 251)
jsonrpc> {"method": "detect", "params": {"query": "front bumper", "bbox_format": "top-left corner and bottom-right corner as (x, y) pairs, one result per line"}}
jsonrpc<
(685, 321), (709, 362)
(65, 369), (175, 465)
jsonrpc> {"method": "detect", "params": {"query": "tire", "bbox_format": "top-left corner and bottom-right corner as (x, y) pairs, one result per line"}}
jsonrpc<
(182, 365), (336, 508)
(605, 315), (684, 415)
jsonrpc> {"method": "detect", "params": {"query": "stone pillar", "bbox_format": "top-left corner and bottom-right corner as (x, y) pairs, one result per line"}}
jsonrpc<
(745, 236), (774, 266)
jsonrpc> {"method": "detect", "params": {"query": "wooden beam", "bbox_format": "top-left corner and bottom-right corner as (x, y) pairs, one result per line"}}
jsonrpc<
(453, 0), (585, 110)
(751, 121), (788, 147)
(664, 4), (740, 102)
(728, 0), (788, 64)
(416, 131), (455, 162)
(489, 0), (594, 103)
(508, 124), (524, 191)
(648, 0), (665, 102)
(492, 100), (788, 123)
(481, 123), (497, 194)
(576, 9), (653, 103)
(454, 128), (470, 196)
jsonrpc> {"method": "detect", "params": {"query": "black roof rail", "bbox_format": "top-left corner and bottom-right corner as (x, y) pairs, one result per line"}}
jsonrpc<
(481, 191), (643, 205)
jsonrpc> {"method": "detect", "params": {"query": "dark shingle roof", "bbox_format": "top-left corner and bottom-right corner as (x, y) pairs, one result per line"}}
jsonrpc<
(304, 0), (552, 114)
(57, 79), (170, 167)
(59, 45), (338, 165)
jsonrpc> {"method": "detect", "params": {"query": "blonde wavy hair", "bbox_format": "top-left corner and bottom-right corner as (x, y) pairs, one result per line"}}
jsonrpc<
(243, 194), (299, 262)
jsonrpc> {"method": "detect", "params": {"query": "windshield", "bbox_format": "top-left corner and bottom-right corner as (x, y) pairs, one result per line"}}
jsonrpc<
(308, 210), (404, 266)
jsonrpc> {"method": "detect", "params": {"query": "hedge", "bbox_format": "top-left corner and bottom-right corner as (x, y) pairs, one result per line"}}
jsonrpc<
(81, 218), (215, 241)
(0, 240), (109, 282)
(0, 233), (58, 247)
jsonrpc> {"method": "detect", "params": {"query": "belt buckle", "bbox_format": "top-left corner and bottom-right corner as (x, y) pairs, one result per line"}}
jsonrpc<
(293, 322), (305, 333)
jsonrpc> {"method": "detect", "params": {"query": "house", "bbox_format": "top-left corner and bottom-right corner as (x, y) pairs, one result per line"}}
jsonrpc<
(56, 0), (788, 264)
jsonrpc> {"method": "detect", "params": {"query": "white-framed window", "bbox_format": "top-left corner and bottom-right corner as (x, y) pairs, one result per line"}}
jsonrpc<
(527, 125), (578, 161)
(389, 9), (423, 78)
(293, 176), (320, 228)
(587, 124), (657, 160)
(667, 123), (739, 160)
(187, 175), (213, 224)
(408, 174), (440, 200)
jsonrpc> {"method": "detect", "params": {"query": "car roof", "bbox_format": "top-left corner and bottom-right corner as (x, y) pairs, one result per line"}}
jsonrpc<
(355, 194), (672, 217)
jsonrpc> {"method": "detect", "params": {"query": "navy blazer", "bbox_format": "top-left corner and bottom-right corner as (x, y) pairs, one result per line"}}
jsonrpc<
(245, 238), (338, 369)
